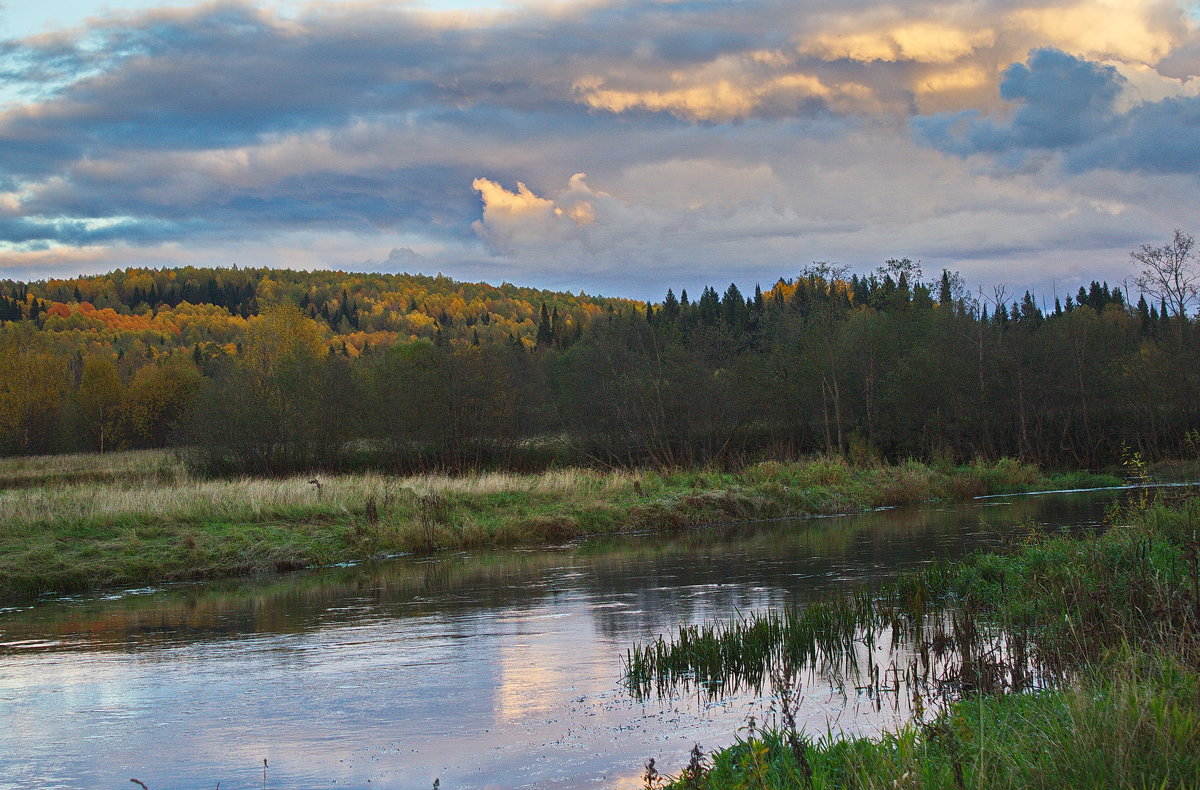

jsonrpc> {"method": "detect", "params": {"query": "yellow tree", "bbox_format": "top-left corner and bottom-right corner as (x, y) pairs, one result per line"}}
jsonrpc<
(77, 355), (123, 452)
(0, 326), (69, 453)
(122, 356), (204, 446)
(239, 303), (328, 446)
(241, 303), (327, 382)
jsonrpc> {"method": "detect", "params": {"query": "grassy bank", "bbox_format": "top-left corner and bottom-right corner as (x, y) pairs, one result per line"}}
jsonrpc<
(655, 651), (1200, 789)
(640, 491), (1200, 789)
(0, 451), (1120, 599)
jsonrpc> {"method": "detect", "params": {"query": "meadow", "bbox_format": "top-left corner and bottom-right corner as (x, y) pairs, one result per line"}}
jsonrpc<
(0, 450), (1120, 598)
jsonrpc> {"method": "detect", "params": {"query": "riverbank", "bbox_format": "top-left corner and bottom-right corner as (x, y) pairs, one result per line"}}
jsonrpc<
(643, 488), (1200, 789)
(0, 451), (1120, 599)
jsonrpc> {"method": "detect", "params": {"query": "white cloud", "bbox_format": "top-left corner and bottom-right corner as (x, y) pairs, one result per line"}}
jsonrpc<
(1108, 60), (1200, 111)
(472, 173), (601, 252)
(2, 0), (1200, 300)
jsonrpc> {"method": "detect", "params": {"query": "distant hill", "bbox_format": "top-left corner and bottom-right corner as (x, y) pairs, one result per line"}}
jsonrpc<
(0, 266), (641, 358)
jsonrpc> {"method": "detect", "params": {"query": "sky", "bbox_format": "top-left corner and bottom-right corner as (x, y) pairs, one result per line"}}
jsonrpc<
(2, 0), (1199, 300)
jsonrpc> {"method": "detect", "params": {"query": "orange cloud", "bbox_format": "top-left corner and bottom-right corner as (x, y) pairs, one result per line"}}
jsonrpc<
(801, 23), (996, 64)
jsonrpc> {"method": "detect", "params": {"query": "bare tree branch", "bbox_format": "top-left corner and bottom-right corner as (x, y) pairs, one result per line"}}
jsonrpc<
(1131, 228), (1197, 319)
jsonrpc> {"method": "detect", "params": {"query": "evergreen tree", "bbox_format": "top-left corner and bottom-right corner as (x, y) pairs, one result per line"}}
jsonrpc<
(938, 270), (953, 309)
(536, 303), (554, 347)
(663, 289), (681, 322)
(721, 283), (747, 330)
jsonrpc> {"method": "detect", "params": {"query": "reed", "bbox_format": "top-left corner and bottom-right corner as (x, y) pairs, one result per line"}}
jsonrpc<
(660, 649), (1200, 789)
(645, 489), (1200, 789)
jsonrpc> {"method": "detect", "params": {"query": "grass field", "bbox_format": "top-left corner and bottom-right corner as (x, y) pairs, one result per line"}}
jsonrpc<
(0, 450), (1122, 599)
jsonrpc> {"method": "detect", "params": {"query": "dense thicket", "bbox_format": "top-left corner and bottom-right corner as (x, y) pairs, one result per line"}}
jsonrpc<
(1, 261), (1196, 472)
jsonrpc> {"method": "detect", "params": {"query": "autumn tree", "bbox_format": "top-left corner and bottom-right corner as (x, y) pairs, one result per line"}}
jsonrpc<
(122, 356), (204, 446)
(0, 325), (69, 453)
(182, 304), (331, 473)
(76, 356), (123, 452)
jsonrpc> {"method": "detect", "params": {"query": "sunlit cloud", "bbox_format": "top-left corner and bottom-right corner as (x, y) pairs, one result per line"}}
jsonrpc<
(575, 68), (871, 122)
(801, 22), (996, 64)
(0, 0), (1198, 299)
(1006, 0), (1180, 64)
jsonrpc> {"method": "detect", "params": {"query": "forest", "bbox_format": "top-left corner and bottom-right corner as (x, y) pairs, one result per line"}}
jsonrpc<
(1, 255), (1196, 474)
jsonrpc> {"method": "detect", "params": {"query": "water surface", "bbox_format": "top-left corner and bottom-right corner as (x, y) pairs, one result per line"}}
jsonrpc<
(0, 490), (1121, 789)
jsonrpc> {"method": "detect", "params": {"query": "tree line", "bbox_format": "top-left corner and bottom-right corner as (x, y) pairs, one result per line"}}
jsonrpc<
(1, 241), (1197, 473)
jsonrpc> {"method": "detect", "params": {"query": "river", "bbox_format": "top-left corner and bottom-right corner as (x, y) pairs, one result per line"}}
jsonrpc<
(0, 489), (1124, 789)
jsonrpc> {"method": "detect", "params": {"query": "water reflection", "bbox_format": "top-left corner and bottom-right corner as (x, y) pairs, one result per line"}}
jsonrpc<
(0, 491), (1117, 789)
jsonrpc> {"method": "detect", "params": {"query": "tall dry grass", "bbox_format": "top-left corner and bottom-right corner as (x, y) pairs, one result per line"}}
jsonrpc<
(0, 449), (184, 488)
(0, 456), (636, 533)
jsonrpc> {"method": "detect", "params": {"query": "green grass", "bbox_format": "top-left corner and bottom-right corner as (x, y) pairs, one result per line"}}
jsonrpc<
(642, 490), (1200, 790)
(627, 493), (1200, 699)
(660, 651), (1200, 789)
(0, 451), (1124, 599)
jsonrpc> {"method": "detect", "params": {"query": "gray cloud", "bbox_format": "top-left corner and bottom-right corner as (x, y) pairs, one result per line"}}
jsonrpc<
(913, 49), (1125, 154)
(1070, 94), (1200, 173)
(0, 0), (1197, 299)
(914, 46), (1200, 175)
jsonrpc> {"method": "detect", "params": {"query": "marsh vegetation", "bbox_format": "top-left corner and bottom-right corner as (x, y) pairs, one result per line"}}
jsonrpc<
(636, 489), (1200, 789)
(0, 451), (1120, 598)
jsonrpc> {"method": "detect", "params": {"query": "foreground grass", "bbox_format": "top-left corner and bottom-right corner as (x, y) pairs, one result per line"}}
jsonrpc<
(661, 651), (1200, 789)
(645, 493), (1200, 789)
(0, 452), (1119, 598)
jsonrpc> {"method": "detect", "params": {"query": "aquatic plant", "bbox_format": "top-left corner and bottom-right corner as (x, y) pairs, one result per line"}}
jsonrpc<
(642, 491), (1200, 789)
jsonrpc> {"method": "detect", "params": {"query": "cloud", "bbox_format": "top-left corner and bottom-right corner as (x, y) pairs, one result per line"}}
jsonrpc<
(365, 245), (427, 273)
(575, 71), (839, 123)
(915, 49), (1125, 155)
(914, 46), (1200, 174)
(1071, 94), (1200, 173)
(801, 22), (997, 64)
(0, 0), (1198, 299)
(1007, 0), (1180, 64)
(472, 173), (600, 252)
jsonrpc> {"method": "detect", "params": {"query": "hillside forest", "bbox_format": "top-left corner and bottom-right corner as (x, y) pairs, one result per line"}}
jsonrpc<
(1, 255), (1197, 474)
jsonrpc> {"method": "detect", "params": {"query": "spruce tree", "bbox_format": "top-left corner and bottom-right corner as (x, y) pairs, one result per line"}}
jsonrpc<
(663, 289), (680, 322)
(536, 303), (554, 347)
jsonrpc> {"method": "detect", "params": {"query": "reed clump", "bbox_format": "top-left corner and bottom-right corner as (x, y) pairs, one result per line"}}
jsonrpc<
(656, 649), (1200, 790)
(643, 489), (1200, 789)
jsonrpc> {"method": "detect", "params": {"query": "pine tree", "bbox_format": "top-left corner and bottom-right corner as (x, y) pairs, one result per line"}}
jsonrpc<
(721, 283), (746, 329)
